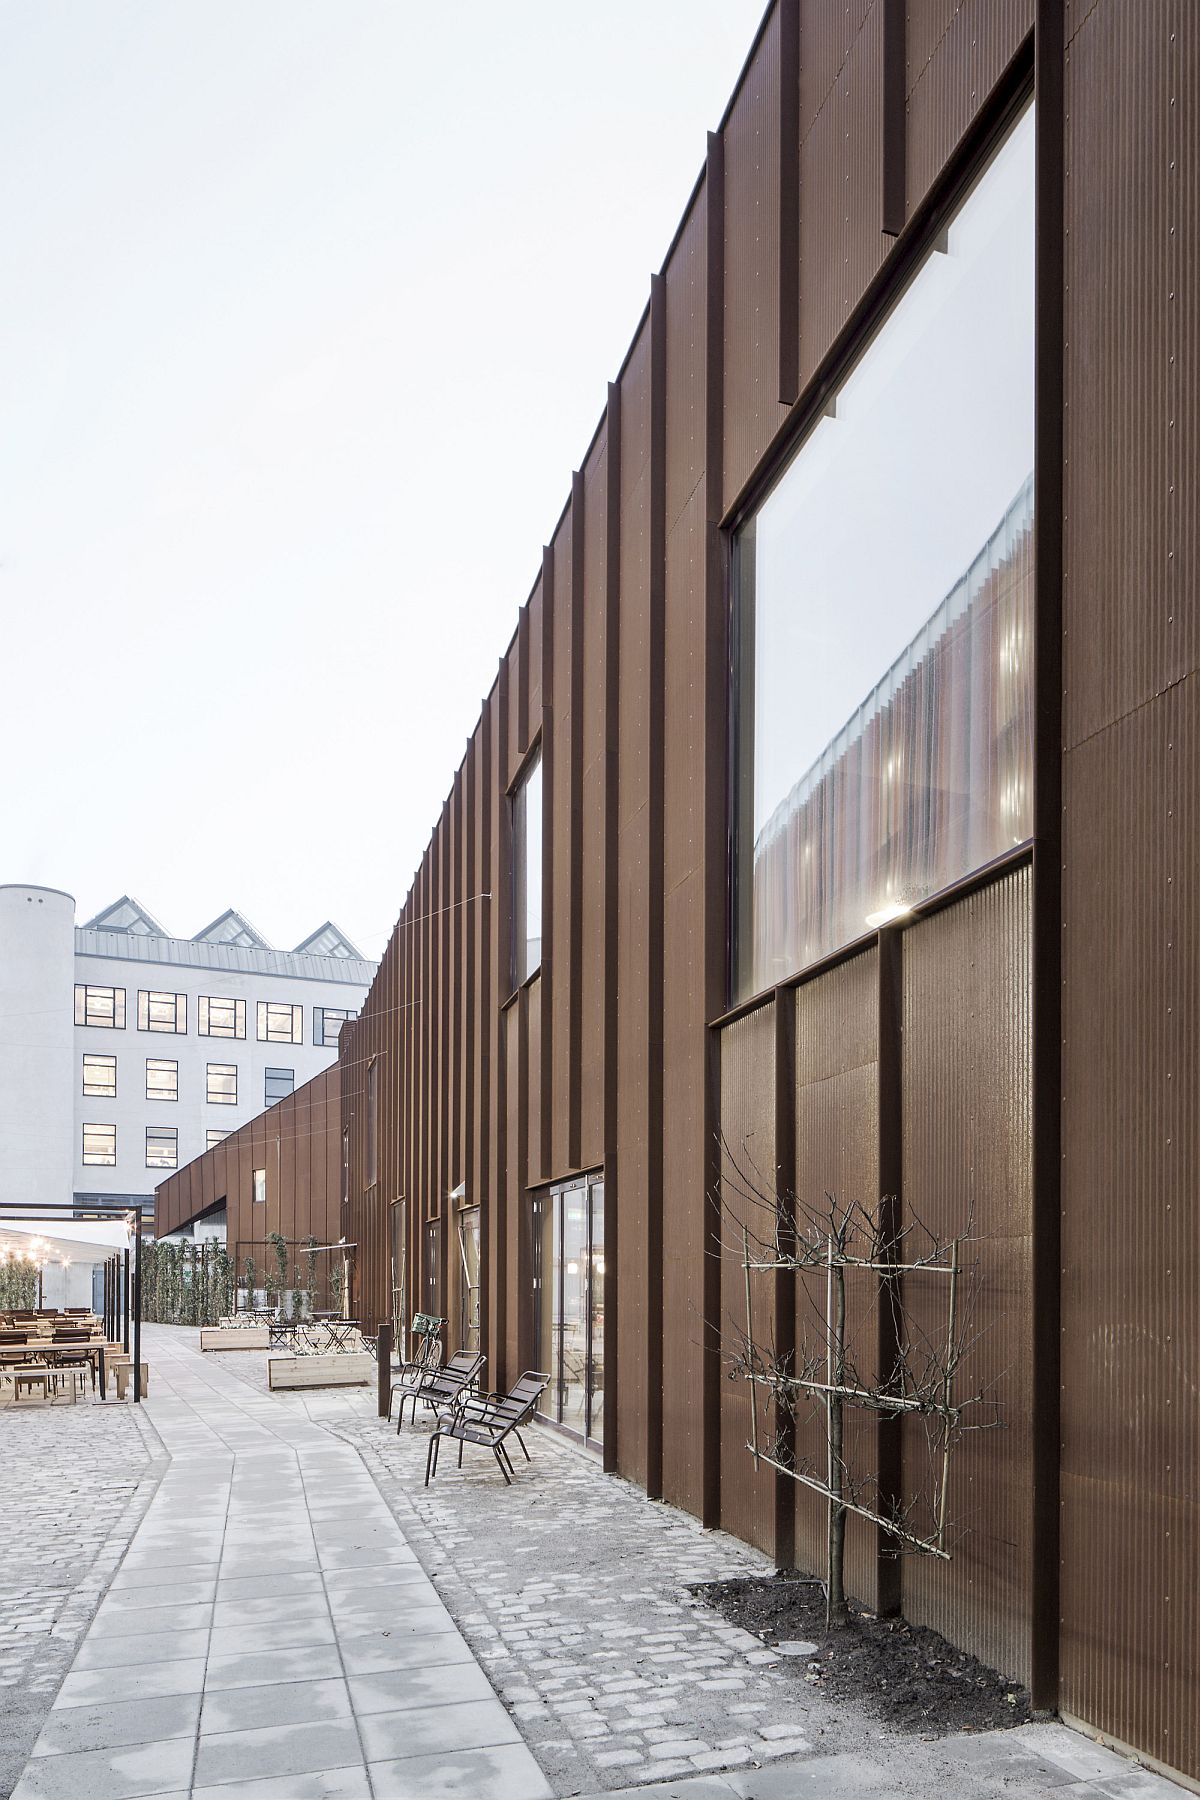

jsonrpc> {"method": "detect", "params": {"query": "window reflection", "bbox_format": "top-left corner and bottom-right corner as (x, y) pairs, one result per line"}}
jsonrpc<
(734, 103), (1035, 999)
(512, 751), (543, 987)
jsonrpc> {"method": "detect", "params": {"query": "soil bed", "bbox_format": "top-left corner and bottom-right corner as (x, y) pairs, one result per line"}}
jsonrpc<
(692, 1572), (1031, 1737)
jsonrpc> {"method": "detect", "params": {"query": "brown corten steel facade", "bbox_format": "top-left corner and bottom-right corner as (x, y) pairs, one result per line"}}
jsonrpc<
(294, 0), (1193, 1782)
(154, 1065), (343, 1269)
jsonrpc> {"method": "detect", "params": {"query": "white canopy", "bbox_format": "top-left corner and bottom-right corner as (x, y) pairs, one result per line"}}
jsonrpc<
(0, 1217), (130, 1265)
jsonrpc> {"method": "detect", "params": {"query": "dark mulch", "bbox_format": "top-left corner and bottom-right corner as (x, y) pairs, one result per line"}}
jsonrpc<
(691, 1572), (1031, 1737)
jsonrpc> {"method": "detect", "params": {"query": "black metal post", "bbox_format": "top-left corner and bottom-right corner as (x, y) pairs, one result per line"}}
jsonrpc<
(103, 1258), (110, 1339)
(132, 1213), (142, 1403)
(122, 1248), (130, 1354)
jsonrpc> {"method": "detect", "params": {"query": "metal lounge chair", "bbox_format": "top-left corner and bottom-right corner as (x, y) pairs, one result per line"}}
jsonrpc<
(424, 1370), (551, 1486)
(394, 1349), (484, 1431)
(386, 1315), (445, 1419)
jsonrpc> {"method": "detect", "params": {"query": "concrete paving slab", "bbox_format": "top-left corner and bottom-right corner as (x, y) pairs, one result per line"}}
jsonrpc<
(71, 1625), (211, 1668)
(31, 1692), (201, 1757)
(203, 1643), (346, 1691)
(191, 1718), (364, 1788)
(365, 1742), (554, 1799)
(337, 1626), (478, 1675)
(52, 1657), (209, 1708)
(347, 1660), (498, 1714)
(357, 1696), (521, 1760)
(191, 1771), (372, 1800)
(207, 1615), (337, 1655)
(200, 1674), (352, 1734)
(9, 1736), (195, 1800)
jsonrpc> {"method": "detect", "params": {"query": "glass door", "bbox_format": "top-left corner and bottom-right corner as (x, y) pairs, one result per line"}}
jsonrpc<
(389, 1200), (407, 1359)
(458, 1206), (481, 1353)
(533, 1175), (606, 1446)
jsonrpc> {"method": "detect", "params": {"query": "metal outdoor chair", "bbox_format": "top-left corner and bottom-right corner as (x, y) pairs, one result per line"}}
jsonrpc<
(394, 1349), (485, 1431)
(385, 1315), (445, 1418)
(424, 1370), (551, 1486)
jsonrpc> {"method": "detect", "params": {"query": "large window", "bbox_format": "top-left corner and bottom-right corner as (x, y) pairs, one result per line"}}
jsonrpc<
(253, 1167), (266, 1205)
(532, 1176), (605, 1446)
(146, 1058), (179, 1102)
(511, 749), (543, 987)
(458, 1205), (481, 1355)
(366, 1058), (378, 1186)
(82, 1122), (117, 1166)
(198, 996), (246, 1038)
(138, 990), (187, 1033)
(75, 985), (125, 1029)
(145, 1126), (177, 1169)
(732, 103), (1035, 1000)
(257, 1001), (303, 1044)
(82, 1054), (116, 1097)
(207, 1063), (237, 1105)
(315, 1007), (355, 1047)
(264, 1066), (294, 1106)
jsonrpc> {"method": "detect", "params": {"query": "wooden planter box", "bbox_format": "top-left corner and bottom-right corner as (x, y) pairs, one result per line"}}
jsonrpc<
(200, 1326), (270, 1352)
(267, 1352), (373, 1390)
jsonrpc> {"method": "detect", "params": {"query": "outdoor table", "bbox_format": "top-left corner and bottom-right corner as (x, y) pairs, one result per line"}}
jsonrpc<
(322, 1319), (361, 1351)
(0, 1338), (117, 1398)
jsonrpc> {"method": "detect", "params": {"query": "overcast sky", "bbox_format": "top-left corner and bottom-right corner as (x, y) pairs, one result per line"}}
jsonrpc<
(1, 1), (764, 962)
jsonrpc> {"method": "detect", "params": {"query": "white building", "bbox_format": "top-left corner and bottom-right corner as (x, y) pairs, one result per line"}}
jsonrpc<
(0, 885), (374, 1221)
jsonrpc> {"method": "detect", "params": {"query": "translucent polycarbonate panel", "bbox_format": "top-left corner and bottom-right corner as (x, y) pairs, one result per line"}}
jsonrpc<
(512, 751), (543, 986)
(733, 104), (1035, 1000)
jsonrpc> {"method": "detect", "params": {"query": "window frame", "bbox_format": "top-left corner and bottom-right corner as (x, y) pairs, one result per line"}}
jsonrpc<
(82, 1053), (117, 1098)
(206, 1062), (238, 1106)
(145, 1125), (178, 1169)
(137, 989), (187, 1034)
(74, 984), (126, 1030)
(145, 1057), (179, 1103)
(315, 1006), (355, 1047)
(198, 995), (246, 1039)
(264, 1066), (295, 1106)
(510, 744), (543, 991)
(206, 1129), (230, 1151)
(256, 1000), (303, 1044)
(727, 95), (1037, 1006)
(82, 1121), (117, 1166)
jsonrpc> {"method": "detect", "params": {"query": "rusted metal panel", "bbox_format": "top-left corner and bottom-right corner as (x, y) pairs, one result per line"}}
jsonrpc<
(550, 511), (574, 1180)
(579, 430), (609, 1170)
(1060, 685), (1200, 1780)
(799, 4), (888, 389)
(723, 6), (790, 502)
(900, 868), (1033, 1684)
(615, 319), (654, 1492)
(793, 949), (880, 1605)
(718, 1001), (779, 1556)
(906, 0), (1033, 216)
(1062, 0), (1193, 755)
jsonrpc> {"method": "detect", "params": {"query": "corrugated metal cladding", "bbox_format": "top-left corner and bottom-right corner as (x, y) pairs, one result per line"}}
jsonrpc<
(181, 0), (1193, 1778)
(153, 1064), (342, 1267)
(1060, 0), (1199, 1776)
(901, 870), (1033, 1685)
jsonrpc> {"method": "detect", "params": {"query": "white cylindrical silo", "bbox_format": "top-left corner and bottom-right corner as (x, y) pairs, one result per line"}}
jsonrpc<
(0, 884), (75, 1209)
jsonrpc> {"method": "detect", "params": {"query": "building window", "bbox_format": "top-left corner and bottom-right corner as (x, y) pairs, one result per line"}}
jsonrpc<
(207, 1063), (237, 1105)
(731, 103), (1035, 1000)
(82, 1122), (117, 1166)
(75, 985), (126, 1029)
(146, 1058), (179, 1102)
(257, 1001), (303, 1044)
(367, 1058), (378, 1186)
(253, 1167), (266, 1205)
(198, 996), (246, 1038)
(511, 748), (543, 987)
(315, 1006), (356, 1047)
(82, 1054), (117, 1098)
(532, 1176), (605, 1446)
(206, 1130), (230, 1150)
(342, 1126), (350, 1205)
(265, 1066), (294, 1106)
(145, 1126), (178, 1169)
(137, 990), (187, 1033)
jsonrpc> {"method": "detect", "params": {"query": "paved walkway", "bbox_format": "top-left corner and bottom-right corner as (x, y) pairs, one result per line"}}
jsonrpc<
(9, 1329), (1186, 1800)
(11, 1329), (550, 1800)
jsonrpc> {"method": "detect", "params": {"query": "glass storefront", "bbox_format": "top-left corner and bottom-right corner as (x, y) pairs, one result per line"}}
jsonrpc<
(533, 1175), (605, 1446)
(733, 101), (1035, 1000)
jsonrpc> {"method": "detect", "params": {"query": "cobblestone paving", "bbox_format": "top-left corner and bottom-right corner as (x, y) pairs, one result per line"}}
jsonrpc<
(0, 1399), (163, 1799)
(202, 1339), (1184, 1800)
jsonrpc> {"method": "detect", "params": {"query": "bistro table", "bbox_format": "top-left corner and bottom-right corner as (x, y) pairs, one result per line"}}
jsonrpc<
(0, 1338), (120, 1399)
